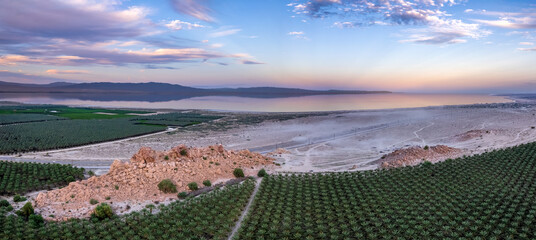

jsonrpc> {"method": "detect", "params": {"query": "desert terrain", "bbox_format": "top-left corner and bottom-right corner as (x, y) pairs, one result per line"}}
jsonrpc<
(2, 99), (535, 174)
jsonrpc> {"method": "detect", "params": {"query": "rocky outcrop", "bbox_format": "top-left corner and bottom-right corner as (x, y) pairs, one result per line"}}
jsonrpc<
(34, 144), (273, 220)
(380, 145), (463, 169)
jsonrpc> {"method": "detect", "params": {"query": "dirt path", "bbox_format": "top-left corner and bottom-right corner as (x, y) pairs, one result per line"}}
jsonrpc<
(228, 177), (262, 240)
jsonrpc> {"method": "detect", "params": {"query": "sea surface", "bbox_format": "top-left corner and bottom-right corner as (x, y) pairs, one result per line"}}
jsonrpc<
(0, 93), (512, 112)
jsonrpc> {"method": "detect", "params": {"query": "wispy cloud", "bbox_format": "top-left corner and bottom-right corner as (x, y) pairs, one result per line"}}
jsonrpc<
(290, 0), (485, 45)
(518, 47), (536, 52)
(241, 59), (264, 65)
(472, 10), (536, 29)
(170, 0), (214, 22)
(401, 19), (490, 44)
(46, 69), (89, 75)
(0, 70), (74, 84)
(0, 0), (152, 43)
(520, 42), (534, 46)
(288, 31), (305, 36)
(288, 31), (309, 40)
(165, 20), (206, 30)
(210, 28), (241, 37)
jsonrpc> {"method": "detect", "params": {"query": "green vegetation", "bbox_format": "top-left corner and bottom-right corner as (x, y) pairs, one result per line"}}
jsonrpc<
(257, 168), (268, 177)
(157, 179), (177, 193)
(12, 195), (26, 202)
(15, 202), (34, 220)
(0, 105), (149, 120)
(177, 191), (188, 199)
(131, 112), (221, 127)
(233, 168), (245, 178)
(0, 119), (165, 154)
(0, 114), (65, 125)
(0, 200), (9, 207)
(238, 143), (536, 239)
(203, 180), (212, 187)
(187, 182), (198, 191)
(92, 203), (113, 220)
(0, 106), (223, 154)
(0, 179), (255, 240)
(89, 199), (98, 205)
(0, 161), (83, 195)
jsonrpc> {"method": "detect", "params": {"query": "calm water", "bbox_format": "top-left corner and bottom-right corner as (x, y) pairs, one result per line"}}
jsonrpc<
(0, 93), (512, 112)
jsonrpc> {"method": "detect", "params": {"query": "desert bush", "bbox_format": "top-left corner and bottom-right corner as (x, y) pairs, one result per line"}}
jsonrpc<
(13, 195), (26, 202)
(28, 214), (44, 227)
(180, 149), (188, 156)
(257, 169), (268, 177)
(188, 182), (198, 191)
(423, 145), (429, 150)
(89, 199), (99, 205)
(93, 203), (113, 220)
(158, 179), (177, 193)
(0, 199), (10, 207)
(233, 168), (245, 178)
(16, 202), (34, 220)
(177, 192), (188, 199)
(203, 180), (212, 187)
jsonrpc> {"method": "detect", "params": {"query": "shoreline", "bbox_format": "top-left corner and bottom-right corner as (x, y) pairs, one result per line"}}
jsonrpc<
(1, 97), (535, 174)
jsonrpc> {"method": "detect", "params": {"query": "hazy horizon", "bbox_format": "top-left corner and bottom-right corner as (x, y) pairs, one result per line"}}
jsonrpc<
(0, 0), (535, 93)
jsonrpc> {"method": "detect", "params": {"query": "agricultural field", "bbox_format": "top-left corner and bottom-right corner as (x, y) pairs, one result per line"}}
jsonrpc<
(0, 105), (224, 154)
(237, 143), (536, 239)
(0, 179), (255, 240)
(0, 161), (84, 195)
(0, 114), (65, 125)
(0, 119), (165, 154)
(131, 112), (222, 127)
(0, 105), (150, 120)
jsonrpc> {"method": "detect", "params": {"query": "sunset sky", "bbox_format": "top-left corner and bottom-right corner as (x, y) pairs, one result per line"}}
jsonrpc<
(0, 0), (535, 93)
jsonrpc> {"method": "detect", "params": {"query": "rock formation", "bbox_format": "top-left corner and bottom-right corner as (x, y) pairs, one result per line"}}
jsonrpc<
(380, 145), (463, 169)
(34, 144), (273, 220)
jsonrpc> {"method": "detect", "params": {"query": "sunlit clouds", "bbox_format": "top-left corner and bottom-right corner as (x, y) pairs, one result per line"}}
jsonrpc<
(0, 0), (535, 93)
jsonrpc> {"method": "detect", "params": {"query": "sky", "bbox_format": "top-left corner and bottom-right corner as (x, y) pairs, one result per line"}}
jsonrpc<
(0, 0), (535, 93)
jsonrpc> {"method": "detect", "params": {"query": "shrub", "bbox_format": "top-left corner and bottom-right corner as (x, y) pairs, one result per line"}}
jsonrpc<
(0, 199), (10, 207)
(13, 195), (26, 202)
(16, 202), (34, 220)
(29, 214), (44, 227)
(88, 170), (95, 176)
(203, 180), (212, 187)
(145, 204), (155, 214)
(89, 199), (99, 205)
(180, 149), (188, 156)
(114, 185), (119, 190)
(105, 196), (111, 200)
(423, 145), (429, 150)
(93, 203), (113, 220)
(177, 192), (188, 199)
(257, 169), (268, 177)
(422, 161), (433, 167)
(164, 155), (169, 160)
(188, 182), (198, 191)
(65, 176), (75, 182)
(158, 179), (177, 193)
(233, 168), (245, 178)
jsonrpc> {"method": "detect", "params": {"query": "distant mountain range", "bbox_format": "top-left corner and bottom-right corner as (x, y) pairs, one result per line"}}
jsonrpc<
(0, 80), (390, 102)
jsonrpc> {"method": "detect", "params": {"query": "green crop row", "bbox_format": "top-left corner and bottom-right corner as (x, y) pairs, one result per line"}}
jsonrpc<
(0, 114), (65, 125)
(0, 119), (165, 154)
(0, 179), (256, 240)
(237, 143), (536, 239)
(131, 113), (222, 127)
(0, 161), (83, 195)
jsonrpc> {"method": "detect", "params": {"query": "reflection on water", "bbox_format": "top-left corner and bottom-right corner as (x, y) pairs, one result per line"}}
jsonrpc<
(0, 93), (512, 112)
